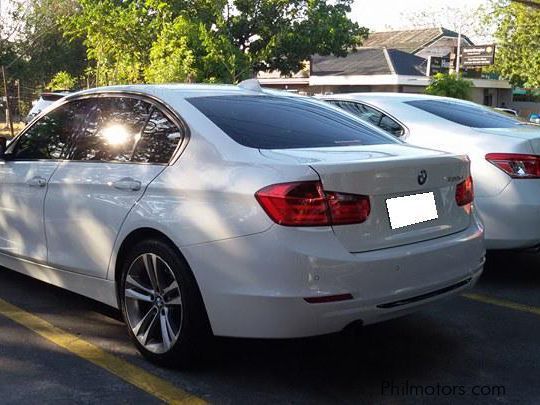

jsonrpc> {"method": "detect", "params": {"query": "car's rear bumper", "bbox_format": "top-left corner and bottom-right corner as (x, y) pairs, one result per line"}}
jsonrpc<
(183, 213), (485, 338)
(476, 179), (540, 250)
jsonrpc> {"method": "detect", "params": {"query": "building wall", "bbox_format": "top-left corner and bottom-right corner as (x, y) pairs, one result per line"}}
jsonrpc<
(509, 101), (540, 118)
(261, 80), (512, 108)
(468, 88), (513, 107)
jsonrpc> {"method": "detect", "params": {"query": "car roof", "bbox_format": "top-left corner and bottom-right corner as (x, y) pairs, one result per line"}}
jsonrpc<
(321, 92), (469, 104)
(66, 83), (274, 101)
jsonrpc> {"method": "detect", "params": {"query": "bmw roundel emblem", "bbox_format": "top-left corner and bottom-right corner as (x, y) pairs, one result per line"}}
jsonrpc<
(418, 170), (428, 185)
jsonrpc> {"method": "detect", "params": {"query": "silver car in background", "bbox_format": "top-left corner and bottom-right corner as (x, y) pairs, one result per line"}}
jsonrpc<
(25, 92), (69, 124)
(323, 93), (540, 251)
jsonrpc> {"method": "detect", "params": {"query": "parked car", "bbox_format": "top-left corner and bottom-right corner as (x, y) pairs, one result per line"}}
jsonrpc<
(0, 83), (484, 366)
(322, 93), (540, 251)
(24, 92), (69, 123)
(529, 113), (540, 124)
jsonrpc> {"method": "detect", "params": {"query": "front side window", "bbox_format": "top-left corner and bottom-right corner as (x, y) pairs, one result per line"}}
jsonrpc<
(70, 97), (152, 162)
(187, 95), (395, 149)
(8, 100), (90, 160)
(405, 99), (523, 129)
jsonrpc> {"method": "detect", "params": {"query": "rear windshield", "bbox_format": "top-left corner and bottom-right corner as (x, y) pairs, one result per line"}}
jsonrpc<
(41, 93), (66, 101)
(187, 95), (395, 149)
(405, 99), (522, 129)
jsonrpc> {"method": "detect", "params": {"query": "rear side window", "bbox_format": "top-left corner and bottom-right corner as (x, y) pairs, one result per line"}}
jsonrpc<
(132, 109), (183, 164)
(405, 100), (522, 129)
(187, 95), (394, 149)
(380, 115), (405, 137)
(327, 100), (382, 126)
(327, 100), (405, 137)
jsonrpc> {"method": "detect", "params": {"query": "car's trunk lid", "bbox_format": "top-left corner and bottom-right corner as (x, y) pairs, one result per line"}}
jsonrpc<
(474, 127), (540, 154)
(261, 144), (472, 253)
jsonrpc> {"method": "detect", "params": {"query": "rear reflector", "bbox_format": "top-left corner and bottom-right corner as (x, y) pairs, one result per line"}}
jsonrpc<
(455, 176), (474, 206)
(255, 181), (370, 226)
(486, 153), (540, 179)
(304, 293), (353, 304)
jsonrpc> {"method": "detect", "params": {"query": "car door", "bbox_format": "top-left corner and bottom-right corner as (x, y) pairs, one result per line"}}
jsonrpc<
(0, 101), (83, 261)
(44, 95), (184, 278)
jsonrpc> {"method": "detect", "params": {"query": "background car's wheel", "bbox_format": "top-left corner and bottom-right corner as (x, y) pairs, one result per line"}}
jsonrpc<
(119, 238), (210, 367)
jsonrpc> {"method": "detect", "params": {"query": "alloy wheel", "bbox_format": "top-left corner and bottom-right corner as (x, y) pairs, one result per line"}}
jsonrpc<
(123, 253), (183, 354)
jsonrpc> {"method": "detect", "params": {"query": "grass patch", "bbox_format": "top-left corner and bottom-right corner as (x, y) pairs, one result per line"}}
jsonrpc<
(0, 122), (25, 138)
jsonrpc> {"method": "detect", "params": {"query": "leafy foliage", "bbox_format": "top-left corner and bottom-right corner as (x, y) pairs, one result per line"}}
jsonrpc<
(2, 1), (86, 91)
(48, 71), (77, 90)
(487, 0), (540, 87)
(62, 0), (367, 84)
(425, 73), (472, 100)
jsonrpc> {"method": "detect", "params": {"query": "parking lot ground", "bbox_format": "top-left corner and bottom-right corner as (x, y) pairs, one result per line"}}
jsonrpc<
(0, 251), (539, 404)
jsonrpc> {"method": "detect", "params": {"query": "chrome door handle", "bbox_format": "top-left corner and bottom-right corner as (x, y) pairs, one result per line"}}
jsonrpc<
(27, 176), (47, 187)
(112, 178), (142, 191)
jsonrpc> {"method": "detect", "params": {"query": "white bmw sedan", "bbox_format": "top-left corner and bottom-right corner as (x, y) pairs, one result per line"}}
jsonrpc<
(323, 93), (540, 251)
(0, 84), (484, 366)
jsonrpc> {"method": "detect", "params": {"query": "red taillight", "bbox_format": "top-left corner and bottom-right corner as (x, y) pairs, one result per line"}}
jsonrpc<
(455, 176), (474, 206)
(255, 181), (370, 226)
(326, 191), (371, 225)
(485, 153), (540, 179)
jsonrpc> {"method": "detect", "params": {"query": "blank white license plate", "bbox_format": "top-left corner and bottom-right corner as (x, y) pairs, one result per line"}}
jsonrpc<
(386, 192), (438, 230)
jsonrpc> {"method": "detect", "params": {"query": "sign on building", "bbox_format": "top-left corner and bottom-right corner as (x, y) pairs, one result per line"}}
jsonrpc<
(427, 56), (452, 76)
(461, 45), (496, 67)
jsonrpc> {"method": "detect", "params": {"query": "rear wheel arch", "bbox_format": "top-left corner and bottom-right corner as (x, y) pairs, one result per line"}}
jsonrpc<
(114, 228), (208, 320)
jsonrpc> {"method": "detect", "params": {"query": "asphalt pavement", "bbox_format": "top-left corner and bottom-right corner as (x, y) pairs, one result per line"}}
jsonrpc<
(0, 251), (539, 404)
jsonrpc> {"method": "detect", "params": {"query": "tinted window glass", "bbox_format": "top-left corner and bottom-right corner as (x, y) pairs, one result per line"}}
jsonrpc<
(329, 100), (383, 126)
(9, 100), (89, 160)
(327, 100), (405, 137)
(406, 100), (522, 128)
(132, 109), (183, 163)
(70, 97), (152, 162)
(188, 95), (394, 149)
(379, 115), (405, 137)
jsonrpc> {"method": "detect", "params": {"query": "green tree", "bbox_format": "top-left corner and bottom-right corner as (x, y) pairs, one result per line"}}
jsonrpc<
(62, 0), (158, 85)
(145, 17), (198, 83)
(48, 71), (77, 90)
(63, 0), (367, 84)
(487, 0), (540, 87)
(425, 73), (472, 100)
(2, 1), (86, 88)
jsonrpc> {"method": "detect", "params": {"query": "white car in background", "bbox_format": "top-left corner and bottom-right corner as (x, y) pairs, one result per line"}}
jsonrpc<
(0, 83), (484, 366)
(25, 92), (69, 124)
(323, 93), (540, 251)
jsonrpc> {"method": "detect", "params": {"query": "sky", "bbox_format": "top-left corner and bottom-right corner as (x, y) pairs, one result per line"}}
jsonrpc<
(350, 0), (488, 31)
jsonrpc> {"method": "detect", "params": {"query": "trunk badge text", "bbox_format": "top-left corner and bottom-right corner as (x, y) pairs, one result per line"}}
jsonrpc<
(444, 175), (465, 183)
(417, 170), (428, 185)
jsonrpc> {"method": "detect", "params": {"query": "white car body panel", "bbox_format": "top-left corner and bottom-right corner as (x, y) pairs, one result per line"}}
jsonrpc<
(0, 85), (485, 339)
(0, 160), (58, 260)
(323, 93), (540, 250)
(261, 145), (472, 252)
(45, 161), (165, 278)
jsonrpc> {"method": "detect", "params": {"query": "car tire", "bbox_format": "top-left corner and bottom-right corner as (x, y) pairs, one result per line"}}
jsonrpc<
(119, 238), (210, 368)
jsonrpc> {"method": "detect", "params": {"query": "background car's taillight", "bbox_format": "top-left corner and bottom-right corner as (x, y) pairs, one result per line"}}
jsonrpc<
(455, 176), (474, 206)
(485, 153), (540, 179)
(255, 181), (370, 226)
